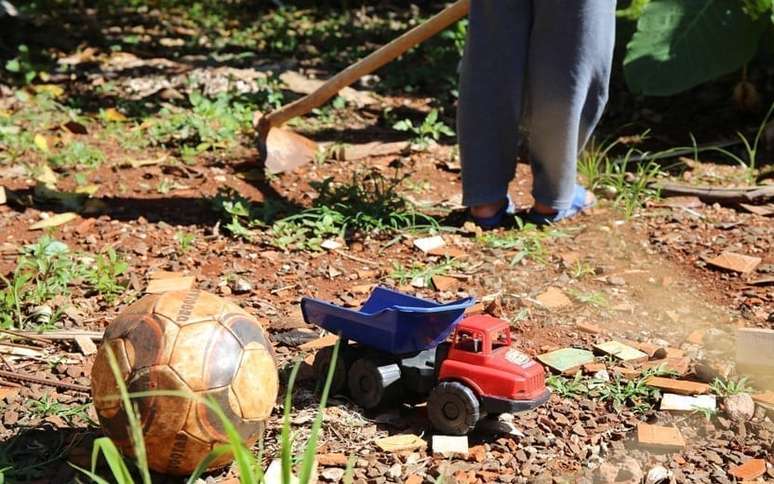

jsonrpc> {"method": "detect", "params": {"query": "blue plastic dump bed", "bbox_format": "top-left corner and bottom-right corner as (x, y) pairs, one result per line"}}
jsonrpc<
(301, 286), (475, 355)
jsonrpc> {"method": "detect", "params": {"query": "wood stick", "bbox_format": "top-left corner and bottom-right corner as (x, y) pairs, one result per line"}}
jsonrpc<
(653, 183), (774, 204)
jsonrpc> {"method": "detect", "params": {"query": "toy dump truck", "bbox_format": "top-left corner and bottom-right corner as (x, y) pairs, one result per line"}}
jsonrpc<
(301, 287), (550, 435)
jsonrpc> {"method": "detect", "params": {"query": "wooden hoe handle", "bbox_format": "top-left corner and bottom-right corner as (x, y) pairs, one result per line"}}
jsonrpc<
(264, 0), (470, 128)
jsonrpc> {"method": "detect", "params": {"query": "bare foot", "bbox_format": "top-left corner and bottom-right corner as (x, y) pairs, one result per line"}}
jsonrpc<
(470, 199), (506, 219)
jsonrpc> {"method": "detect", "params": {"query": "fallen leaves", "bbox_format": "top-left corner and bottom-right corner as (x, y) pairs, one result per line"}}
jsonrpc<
(374, 434), (426, 453)
(30, 212), (78, 230)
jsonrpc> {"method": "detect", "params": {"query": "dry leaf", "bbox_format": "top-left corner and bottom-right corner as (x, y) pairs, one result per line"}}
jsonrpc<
(34, 134), (49, 153)
(104, 107), (128, 122)
(30, 212), (78, 230)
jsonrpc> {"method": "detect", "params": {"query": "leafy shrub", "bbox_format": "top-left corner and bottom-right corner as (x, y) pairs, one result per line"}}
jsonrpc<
(623, 0), (773, 95)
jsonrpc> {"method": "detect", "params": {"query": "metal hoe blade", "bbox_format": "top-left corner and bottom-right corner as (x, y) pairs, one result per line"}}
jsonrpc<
(258, 125), (319, 174)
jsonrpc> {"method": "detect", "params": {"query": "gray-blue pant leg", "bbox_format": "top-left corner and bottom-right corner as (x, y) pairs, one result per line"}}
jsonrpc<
(527, 0), (616, 210)
(458, 0), (616, 210)
(457, 0), (531, 207)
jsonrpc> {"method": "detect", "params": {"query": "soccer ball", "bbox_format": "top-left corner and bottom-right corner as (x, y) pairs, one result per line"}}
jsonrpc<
(91, 290), (278, 475)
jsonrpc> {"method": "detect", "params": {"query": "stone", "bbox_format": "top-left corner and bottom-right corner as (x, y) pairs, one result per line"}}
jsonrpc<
(74, 335), (97, 355)
(537, 348), (595, 374)
(645, 465), (672, 484)
(728, 459), (766, 481)
(231, 277), (253, 293)
(706, 252), (761, 273)
(536, 287), (573, 309)
(660, 393), (716, 412)
(636, 423), (686, 451)
(317, 453), (348, 466)
(724, 393), (755, 422)
(432, 435), (468, 458)
(593, 462), (620, 484)
(645, 377), (710, 395)
(321, 467), (345, 482)
(432, 275), (458, 292)
(594, 340), (649, 363)
(146, 276), (195, 294)
(618, 457), (644, 483)
(413, 235), (446, 253)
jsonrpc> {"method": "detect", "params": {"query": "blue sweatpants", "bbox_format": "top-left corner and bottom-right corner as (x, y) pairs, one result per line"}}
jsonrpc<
(457, 0), (616, 210)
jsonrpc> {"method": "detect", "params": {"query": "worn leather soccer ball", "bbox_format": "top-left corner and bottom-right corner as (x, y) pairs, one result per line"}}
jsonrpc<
(91, 290), (278, 475)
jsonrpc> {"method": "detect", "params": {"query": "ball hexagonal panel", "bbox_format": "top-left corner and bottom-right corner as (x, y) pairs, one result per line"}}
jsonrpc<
(92, 338), (131, 420)
(148, 430), (212, 476)
(154, 290), (226, 327)
(220, 311), (273, 356)
(126, 365), (193, 441)
(231, 342), (279, 421)
(184, 386), (264, 444)
(120, 314), (179, 369)
(168, 321), (242, 391)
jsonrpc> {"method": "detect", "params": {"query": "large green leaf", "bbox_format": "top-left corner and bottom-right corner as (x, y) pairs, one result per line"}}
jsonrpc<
(624, 0), (767, 96)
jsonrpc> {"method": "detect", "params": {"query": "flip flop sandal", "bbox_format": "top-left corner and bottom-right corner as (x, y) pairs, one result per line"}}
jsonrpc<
(470, 194), (516, 230)
(525, 185), (596, 226)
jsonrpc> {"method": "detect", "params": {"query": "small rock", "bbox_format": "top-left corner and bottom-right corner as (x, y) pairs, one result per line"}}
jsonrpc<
(593, 462), (619, 484)
(618, 457), (644, 483)
(321, 467), (345, 482)
(724, 393), (755, 422)
(231, 277), (253, 294)
(645, 465), (671, 484)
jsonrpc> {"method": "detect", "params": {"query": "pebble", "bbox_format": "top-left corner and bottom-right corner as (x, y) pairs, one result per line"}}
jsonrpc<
(724, 393), (755, 422)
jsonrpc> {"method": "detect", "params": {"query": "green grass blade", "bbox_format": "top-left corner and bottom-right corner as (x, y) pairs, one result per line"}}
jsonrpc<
(185, 444), (233, 484)
(282, 362), (302, 484)
(298, 339), (341, 484)
(104, 345), (151, 484)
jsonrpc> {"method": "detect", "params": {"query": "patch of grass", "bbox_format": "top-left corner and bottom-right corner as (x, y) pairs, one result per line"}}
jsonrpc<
(211, 191), (285, 242)
(567, 288), (608, 308)
(691, 405), (718, 422)
(175, 231), (196, 253)
(710, 376), (753, 397)
(271, 170), (438, 251)
(546, 372), (589, 399)
(147, 90), (253, 153)
(0, 237), (78, 327)
(27, 394), (94, 426)
(48, 141), (105, 169)
(82, 248), (129, 303)
(0, 237), (131, 328)
(547, 366), (672, 414)
(701, 101), (774, 182)
(392, 109), (455, 150)
(477, 218), (565, 264)
(390, 257), (461, 287)
(568, 260), (596, 280)
(578, 136), (664, 217)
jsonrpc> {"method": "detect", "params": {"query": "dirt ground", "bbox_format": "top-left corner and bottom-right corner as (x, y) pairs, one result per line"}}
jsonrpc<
(0, 2), (773, 484)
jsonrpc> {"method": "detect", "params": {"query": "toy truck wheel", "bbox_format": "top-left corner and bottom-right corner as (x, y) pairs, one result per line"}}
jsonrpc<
(427, 382), (480, 435)
(347, 358), (401, 409)
(312, 346), (347, 395)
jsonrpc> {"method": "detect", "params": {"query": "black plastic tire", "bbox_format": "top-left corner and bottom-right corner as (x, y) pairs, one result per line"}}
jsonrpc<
(312, 346), (347, 395)
(427, 381), (480, 435)
(347, 357), (401, 409)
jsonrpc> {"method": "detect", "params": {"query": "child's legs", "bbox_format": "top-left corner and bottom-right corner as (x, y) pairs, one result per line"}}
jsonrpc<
(458, 0), (532, 207)
(526, 0), (616, 210)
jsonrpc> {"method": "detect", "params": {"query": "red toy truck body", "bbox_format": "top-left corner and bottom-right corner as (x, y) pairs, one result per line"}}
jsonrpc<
(302, 288), (549, 435)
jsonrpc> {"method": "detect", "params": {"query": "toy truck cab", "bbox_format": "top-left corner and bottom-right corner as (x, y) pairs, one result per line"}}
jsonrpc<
(301, 287), (549, 435)
(428, 315), (550, 434)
